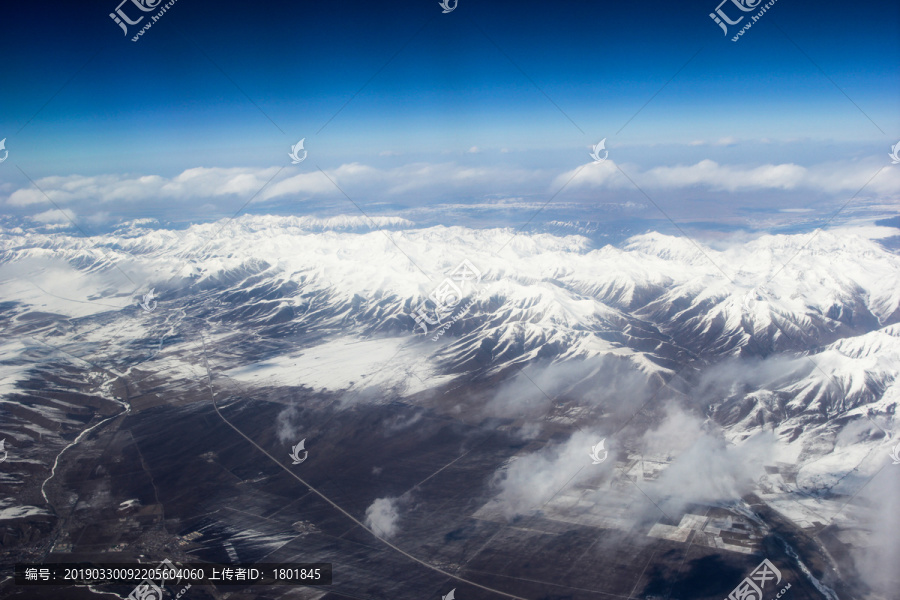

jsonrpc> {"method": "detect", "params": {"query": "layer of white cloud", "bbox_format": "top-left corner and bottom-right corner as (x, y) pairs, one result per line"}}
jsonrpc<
(5, 163), (546, 209)
(556, 158), (899, 195)
(7, 158), (896, 214)
(31, 208), (76, 224)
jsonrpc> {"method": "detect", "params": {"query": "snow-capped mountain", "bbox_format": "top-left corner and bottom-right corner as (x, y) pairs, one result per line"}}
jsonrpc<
(2, 215), (898, 451)
(3, 216), (899, 374)
(3, 214), (899, 600)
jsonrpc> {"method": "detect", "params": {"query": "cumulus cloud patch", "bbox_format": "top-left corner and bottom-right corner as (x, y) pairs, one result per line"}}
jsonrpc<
(484, 403), (777, 523)
(643, 410), (775, 516)
(364, 497), (401, 538)
(31, 208), (77, 224)
(7, 168), (284, 207)
(275, 405), (302, 444)
(485, 429), (612, 519)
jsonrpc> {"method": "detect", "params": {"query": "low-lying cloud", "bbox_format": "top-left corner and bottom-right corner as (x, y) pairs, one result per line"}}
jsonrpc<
(486, 404), (776, 522)
(275, 405), (302, 444)
(648, 428), (775, 516)
(364, 497), (401, 538)
(486, 429), (612, 519)
(480, 355), (658, 425)
(850, 466), (900, 597)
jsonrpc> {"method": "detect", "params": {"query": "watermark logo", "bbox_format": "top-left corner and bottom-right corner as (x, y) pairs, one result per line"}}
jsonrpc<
(126, 558), (190, 600)
(111, 0), (180, 42)
(0, 439), (7, 464)
(0, 138), (7, 163)
(589, 138), (608, 163)
(742, 290), (754, 312)
(890, 441), (900, 465)
(139, 288), (158, 312)
(110, 0), (162, 34)
(439, 0), (457, 13)
(742, 286), (765, 312)
(428, 288), (488, 341)
(290, 439), (308, 465)
(442, 589), (456, 600)
(411, 259), (483, 338)
(289, 138), (308, 164)
(589, 439), (608, 464)
(709, 0), (760, 34)
(710, 0), (777, 41)
(725, 558), (786, 600)
(889, 141), (900, 164)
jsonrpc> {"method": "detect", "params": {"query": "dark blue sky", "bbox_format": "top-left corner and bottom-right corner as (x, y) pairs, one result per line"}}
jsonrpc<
(0, 0), (897, 230)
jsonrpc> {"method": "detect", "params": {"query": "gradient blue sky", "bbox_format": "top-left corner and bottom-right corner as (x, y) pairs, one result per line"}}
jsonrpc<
(0, 0), (897, 230)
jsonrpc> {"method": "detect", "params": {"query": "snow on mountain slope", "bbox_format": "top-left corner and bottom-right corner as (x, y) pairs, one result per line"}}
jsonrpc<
(793, 324), (900, 411)
(701, 321), (900, 507)
(1, 216), (898, 427)
(711, 323), (900, 426)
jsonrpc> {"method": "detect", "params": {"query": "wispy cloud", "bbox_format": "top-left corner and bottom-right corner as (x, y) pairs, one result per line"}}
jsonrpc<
(486, 429), (611, 519)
